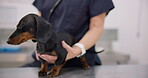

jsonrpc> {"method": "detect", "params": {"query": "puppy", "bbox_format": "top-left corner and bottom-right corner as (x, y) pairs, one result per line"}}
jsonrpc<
(7, 14), (90, 77)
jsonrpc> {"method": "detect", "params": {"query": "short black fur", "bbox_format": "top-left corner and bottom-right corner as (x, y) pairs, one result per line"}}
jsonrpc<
(33, 14), (74, 65)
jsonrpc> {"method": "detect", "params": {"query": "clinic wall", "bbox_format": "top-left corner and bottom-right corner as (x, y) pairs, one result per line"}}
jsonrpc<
(105, 0), (148, 64)
(139, 0), (148, 64)
(0, 0), (38, 29)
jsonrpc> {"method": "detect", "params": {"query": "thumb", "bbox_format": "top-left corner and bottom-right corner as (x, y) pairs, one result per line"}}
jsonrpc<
(62, 41), (72, 51)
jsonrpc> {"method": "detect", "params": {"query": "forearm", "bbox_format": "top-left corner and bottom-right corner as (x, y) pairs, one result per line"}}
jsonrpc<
(78, 26), (104, 50)
(75, 12), (106, 55)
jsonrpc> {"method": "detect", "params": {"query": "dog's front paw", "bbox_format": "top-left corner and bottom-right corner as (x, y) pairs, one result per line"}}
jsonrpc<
(83, 64), (90, 70)
(38, 70), (47, 76)
(83, 65), (90, 70)
(48, 70), (59, 77)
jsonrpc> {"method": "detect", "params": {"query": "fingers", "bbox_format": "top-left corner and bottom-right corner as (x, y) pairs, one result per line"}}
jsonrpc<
(62, 41), (69, 49)
(62, 41), (76, 61)
(38, 54), (58, 63)
(35, 51), (40, 60)
(62, 41), (73, 52)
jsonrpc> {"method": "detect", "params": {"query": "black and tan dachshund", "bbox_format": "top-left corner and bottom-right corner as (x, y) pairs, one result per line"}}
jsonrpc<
(7, 13), (90, 77)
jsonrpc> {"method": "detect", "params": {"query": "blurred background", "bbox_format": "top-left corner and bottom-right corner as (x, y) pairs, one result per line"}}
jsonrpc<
(0, 0), (148, 68)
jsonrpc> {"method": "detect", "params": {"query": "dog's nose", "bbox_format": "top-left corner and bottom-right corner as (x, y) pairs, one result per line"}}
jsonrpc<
(7, 40), (12, 44)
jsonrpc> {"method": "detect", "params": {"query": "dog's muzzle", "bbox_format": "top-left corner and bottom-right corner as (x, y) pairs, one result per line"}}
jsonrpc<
(7, 39), (12, 44)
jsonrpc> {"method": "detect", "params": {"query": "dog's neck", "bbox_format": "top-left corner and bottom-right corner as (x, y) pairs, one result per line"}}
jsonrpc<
(32, 30), (59, 43)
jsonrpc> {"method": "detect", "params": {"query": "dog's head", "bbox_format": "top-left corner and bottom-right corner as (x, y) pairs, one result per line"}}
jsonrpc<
(7, 13), (52, 45)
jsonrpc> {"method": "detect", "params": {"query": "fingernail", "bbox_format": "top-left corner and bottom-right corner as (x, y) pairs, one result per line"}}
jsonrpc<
(62, 41), (65, 43)
(41, 55), (45, 57)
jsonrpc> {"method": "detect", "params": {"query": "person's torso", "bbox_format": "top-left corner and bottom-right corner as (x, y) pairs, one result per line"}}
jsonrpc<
(40, 0), (90, 42)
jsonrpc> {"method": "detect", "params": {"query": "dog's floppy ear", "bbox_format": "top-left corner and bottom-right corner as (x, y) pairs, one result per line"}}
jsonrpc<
(33, 14), (53, 44)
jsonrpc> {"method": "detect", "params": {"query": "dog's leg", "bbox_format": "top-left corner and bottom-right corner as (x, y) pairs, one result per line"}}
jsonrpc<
(47, 45), (67, 77)
(48, 62), (65, 77)
(38, 59), (48, 76)
(80, 56), (90, 70)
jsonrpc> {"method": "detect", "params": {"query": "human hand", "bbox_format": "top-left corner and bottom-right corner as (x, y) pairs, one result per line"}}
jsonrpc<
(37, 54), (58, 63)
(35, 51), (40, 60)
(62, 41), (82, 61)
(35, 41), (81, 63)
(35, 51), (58, 64)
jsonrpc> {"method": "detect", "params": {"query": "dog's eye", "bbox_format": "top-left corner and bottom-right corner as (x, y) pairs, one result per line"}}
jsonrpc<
(17, 25), (23, 29)
(17, 22), (25, 29)
(17, 23), (25, 29)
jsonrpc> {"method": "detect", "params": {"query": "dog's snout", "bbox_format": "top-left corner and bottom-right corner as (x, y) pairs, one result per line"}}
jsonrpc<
(7, 40), (12, 44)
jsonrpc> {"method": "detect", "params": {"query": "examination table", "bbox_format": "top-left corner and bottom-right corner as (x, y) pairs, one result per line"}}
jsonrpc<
(0, 65), (148, 78)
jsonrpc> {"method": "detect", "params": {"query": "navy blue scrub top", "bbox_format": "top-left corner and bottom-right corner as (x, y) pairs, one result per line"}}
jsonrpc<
(33, 0), (114, 65)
